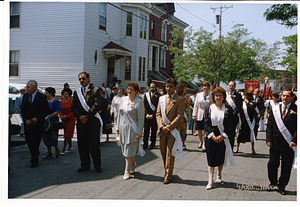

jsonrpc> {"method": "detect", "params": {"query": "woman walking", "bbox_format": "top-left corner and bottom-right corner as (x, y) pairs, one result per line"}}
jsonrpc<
(204, 87), (236, 190)
(60, 88), (75, 155)
(188, 89), (199, 135)
(116, 82), (145, 180)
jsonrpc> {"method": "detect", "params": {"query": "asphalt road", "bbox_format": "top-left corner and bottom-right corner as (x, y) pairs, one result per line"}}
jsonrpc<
(5, 130), (297, 205)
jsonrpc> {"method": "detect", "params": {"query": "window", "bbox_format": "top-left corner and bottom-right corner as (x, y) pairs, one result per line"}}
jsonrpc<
(99, 3), (107, 30)
(151, 20), (155, 37)
(138, 57), (146, 81)
(125, 56), (131, 81)
(10, 2), (20, 28)
(139, 14), (147, 39)
(160, 49), (166, 68)
(161, 24), (167, 42)
(10, 51), (19, 77)
(126, 12), (132, 36)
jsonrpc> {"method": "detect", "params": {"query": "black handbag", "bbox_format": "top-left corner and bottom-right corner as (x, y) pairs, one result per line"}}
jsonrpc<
(53, 122), (64, 130)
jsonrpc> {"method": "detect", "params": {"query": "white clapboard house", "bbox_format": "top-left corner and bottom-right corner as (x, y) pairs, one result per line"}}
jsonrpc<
(9, 2), (152, 93)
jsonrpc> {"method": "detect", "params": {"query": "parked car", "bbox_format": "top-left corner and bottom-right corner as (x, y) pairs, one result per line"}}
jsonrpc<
(9, 83), (45, 101)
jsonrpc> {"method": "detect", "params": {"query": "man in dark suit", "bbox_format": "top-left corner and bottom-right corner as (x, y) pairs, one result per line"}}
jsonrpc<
(143, 82), (161, 149)
(266, 89), (297, 195)
(21, 80), (50, 168)
(72, 72), (102, 172)
(109, 86), (117, 102)
(227, 81), (242, 150)
(253, 88), (265, 136)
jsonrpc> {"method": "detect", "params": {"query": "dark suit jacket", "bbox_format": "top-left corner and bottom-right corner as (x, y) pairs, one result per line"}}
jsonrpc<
(255, 95), (265, 116)
(72, 85), (102, 128)
(231, 91), (242, 117)
(204, 104), (234, 139)
(144, 91), (161, 117)
(266, 102), (297, 151)
(21, 91), (50, 132)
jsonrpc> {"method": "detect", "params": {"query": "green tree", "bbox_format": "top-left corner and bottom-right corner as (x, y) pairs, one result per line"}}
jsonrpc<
(279, 34), (297, 78)
(264, 4), (297, 29)
(170, 26), (279, 86)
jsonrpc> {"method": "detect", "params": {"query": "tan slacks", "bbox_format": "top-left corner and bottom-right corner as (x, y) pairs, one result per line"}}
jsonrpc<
(160, 133), (176, 180)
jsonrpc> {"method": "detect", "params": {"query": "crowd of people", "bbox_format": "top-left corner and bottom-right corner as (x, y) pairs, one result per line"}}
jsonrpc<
(9, 74), (297, 195)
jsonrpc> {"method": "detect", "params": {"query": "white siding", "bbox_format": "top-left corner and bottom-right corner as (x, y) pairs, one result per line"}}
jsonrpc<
(10, 2), (85, 93)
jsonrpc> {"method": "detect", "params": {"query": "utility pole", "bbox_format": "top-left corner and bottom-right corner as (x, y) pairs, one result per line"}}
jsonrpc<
(210, 5), (233, 86)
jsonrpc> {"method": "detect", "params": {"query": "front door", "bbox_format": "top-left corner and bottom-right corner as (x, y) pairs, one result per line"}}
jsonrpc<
(107, 56), (115, 84)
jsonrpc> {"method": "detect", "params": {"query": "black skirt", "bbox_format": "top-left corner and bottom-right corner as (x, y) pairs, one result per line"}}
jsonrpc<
(205, 137), (225, 167)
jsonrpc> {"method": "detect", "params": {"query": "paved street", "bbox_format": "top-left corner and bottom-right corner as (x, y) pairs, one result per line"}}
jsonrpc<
(6, 130), (297, 203)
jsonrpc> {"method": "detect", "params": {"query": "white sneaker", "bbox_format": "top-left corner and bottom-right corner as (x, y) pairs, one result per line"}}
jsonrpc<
(206, 182), (213, 190)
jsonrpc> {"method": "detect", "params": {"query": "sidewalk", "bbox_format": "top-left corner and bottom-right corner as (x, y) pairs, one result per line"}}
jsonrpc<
(7, 131), (297, 202)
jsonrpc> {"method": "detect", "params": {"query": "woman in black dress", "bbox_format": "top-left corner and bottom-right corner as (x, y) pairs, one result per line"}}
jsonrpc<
(99, 88), (112, 142)
(204, 87), (235, 190)
(234, 92), (258, 154)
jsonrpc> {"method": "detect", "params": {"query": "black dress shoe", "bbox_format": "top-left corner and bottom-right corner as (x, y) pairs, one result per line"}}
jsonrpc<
(77, 167), (90, 172)
(43, 154), (52, 159)
(95, 167), (103, 172)
(149, 146), (155, 149)
(278, 189), (286, 195)
(30, 163), (38, 168)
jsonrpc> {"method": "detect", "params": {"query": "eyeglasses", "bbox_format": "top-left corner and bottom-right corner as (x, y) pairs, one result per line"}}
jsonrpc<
(79, 77), (86, 81)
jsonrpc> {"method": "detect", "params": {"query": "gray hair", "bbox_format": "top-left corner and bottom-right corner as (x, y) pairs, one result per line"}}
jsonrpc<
(28, 80), (38, 88)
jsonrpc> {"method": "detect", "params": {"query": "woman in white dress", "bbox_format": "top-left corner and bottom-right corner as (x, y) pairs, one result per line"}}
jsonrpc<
(110, 87), (125, 123)
(116, 82), (145, 180)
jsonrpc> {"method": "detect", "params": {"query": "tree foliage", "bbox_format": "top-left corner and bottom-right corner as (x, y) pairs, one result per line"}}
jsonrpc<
(264, 4), (298, 29)
(279, 34), (297, 78)
(169, 26), (280, 86)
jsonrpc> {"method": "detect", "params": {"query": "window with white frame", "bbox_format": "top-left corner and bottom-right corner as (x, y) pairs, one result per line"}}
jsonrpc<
(99, 3), (107, 30)
(126, 12), (132, 36)
(161, 22), (167, 42)
(10, 51), (19, 77)
(160, 48), (166, 68)
(139, 14), (147, 39)
(125, 56), (131, 81)
(151, 20), (155, 37)
(138, 57), (146, 81)
(10, 2), (20, 28)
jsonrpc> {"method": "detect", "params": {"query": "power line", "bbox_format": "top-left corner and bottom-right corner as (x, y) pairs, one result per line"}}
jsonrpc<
(176, 3), (214, 26)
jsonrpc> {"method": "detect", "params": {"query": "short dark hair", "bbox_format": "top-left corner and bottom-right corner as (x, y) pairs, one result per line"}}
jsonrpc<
(202, 81), (210, 87)
(150, 82), (157, 87)
(229, 81), (236, 86)
(64, 83), (69, 87)
(126, 82), (140, 92)
(244, 91), (254, 102)
(166, 78), (177, 86)
(193, 88), (199, 95)
(283, 89), (294, 97)
(118, 87), (125, 94)
(112, 86), (117, 90)
(45, 87), (56, 97)
(78, 72), (89, 78)
(272, 92), (279, 99)
(102, 83), (106, 86)
(211, 87), (226, 103)
(61, 88), (72, 97)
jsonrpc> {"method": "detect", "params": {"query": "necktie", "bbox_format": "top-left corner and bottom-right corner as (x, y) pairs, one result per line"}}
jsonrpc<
(29, 94), (32, 104)
(204, 94), (207, 101)
(83, 87), (86, 95)
(282, 105), (287, 119)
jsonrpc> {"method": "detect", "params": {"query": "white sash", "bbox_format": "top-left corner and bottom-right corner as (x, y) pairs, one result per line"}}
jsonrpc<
(210, 104), (236, 166)
(272, 104), (297, 168)
(160, 95), (183, 159)
(226, 92), (236, 110)
(122, 97), (145, 157)
(76, 88), (103, 137)
(243, 102), (256, 143)
(145, 92), (156, 111)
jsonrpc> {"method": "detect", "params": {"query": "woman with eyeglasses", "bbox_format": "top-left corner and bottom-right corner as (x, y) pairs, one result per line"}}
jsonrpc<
(116, 82), (145, 180)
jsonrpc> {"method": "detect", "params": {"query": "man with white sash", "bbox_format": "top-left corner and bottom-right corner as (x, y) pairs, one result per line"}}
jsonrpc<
(156, 78), (185, 184)
(266, 89), (297, 195)
(226, 81), (242, 150)
(72, 72), (103, 173)
(143, 82), (161, 149)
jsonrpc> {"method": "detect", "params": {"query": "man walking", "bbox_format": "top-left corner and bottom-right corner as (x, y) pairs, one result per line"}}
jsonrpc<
(266, 89), (297, 195)
(156, 78), (184, 184)
(14, 87), (26, 136)
(227, 81), (242, 150)
(72, 72), (103, 172)
(253, 88), (265, 135)
(143, 82), (160, 149)
(21, 80), (50, 168)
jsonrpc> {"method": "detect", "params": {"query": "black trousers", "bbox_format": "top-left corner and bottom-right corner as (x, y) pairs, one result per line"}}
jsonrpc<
(77, 123), (101, 169)
(228, 117), (238, 150)
(267, 147), (294, 189)
(143, 118), (158, 148)
(24, 127), (43, 165)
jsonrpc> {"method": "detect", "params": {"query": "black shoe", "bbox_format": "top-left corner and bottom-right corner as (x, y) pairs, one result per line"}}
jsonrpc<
(95, 167), (103, 172)
(77, 167), (90, 172)
(56, 150), (60, 158)
(42, 154), (52, 159)
(278, 188), (286, 195)
(30, 163), (38, 168)
(149, 146), (155, 149)
(143, 146), (147, 150)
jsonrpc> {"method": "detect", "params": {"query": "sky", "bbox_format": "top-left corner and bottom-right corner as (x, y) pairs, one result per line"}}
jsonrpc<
(174, 2), (297, 47)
